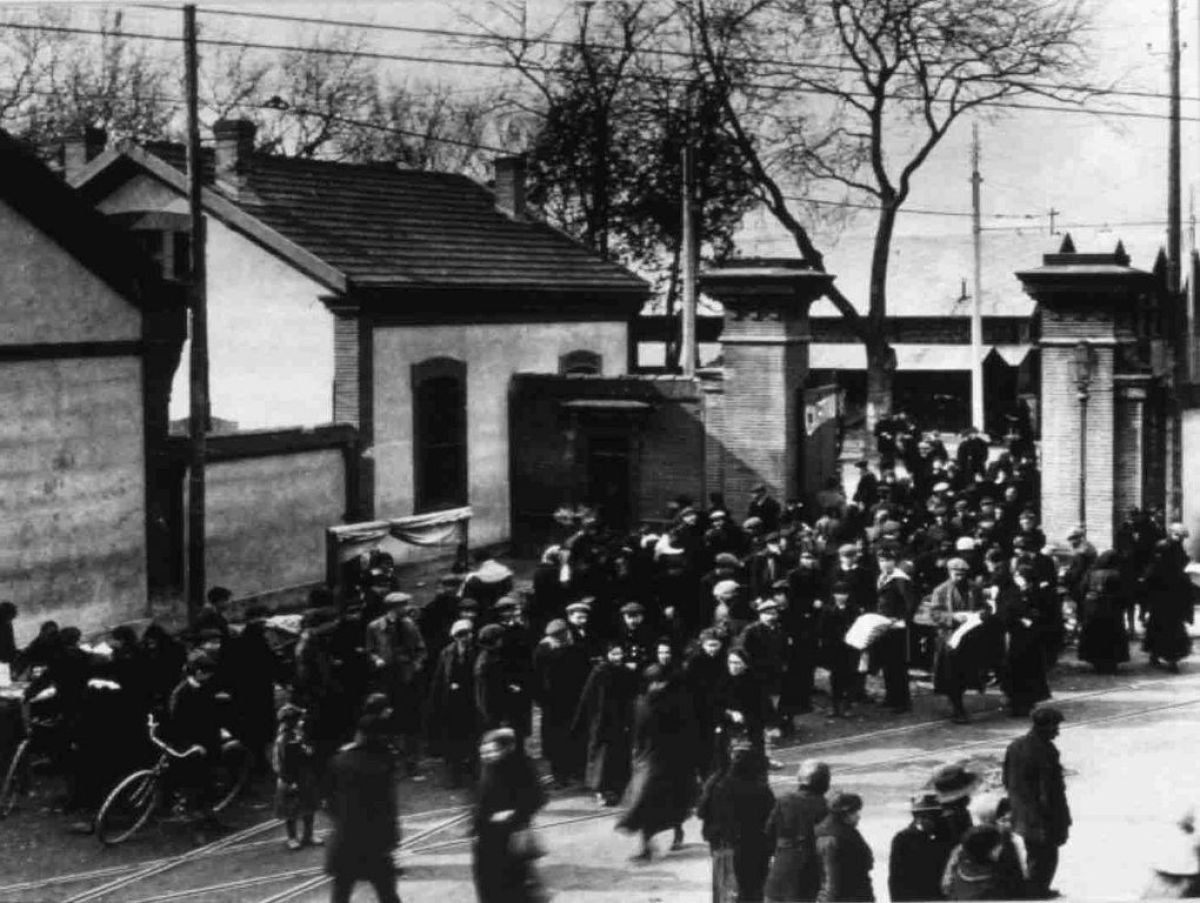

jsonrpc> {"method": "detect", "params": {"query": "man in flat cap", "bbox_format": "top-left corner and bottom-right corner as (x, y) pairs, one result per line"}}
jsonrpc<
(615, 602), (655, 672)
(748, 483), (782, 534)
(739, 597), (791, 737)
(1003, 707), (1071, 898)
(426, 619), (478, 787)
(365, 591), (427, 778)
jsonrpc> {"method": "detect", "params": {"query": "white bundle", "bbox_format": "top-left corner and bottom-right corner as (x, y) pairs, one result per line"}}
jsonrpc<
(844, 613), (894, 651)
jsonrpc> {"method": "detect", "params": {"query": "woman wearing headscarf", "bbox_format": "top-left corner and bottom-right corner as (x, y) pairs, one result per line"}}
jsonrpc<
(698, 746), (775, 903)
(943, 826), (1025, 901)
(940, 792), (1026, 900)
(998, 560), (1051, 717)
(571, 641), (638, 806)
(713, 647), (772, 766)
(472, 727), (547, 903)
(764, 760), (832, 903)
(618, 664), (697, 860)
(1077, 551), (1131, 675)
(815, 792), (875, 903)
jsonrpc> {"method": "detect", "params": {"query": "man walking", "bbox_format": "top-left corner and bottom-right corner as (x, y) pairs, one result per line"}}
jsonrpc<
(365, 592), (428, 779)
(1003, 707), (1071, 899)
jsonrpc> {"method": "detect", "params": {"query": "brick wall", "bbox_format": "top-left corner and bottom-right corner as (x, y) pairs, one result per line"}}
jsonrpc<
(1040, 344), (1115, 550)
(1113, 384), (1147, 519)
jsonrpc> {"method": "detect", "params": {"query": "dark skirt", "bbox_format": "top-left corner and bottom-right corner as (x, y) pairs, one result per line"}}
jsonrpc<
(1144, 611), (1192, 662)
(1078, 601), (1130, 671)
(473, 831), (546, 903)
(618, 753), (696, 837)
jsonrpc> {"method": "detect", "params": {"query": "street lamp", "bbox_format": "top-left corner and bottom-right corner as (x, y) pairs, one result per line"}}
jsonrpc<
(1069, 341), (1096, 532)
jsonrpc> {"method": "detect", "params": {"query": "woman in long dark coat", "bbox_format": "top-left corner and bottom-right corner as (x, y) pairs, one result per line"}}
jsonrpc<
(1143, 538), (1193, 671)
(713, 648), (772, 765)
(618, 665), (697, 859)
(571, 641), (638, 806)
(472, 728), (548, 903)
(764, 760), (832, 903)
(996, 561), (1051, 717)
(816, 792), (875, 903)
(698, 747), (776, 903)
(1077, 551), (1131, 674)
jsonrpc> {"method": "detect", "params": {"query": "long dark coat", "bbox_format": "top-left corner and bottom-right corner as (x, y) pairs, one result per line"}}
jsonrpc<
(617, 683), (697, 836)
(1077, 565), (1130, 672)
(713, 670), (772, 754)
(324, 739), (398, 879)
(815, 814), (875, 903)
(764, 789), (829, 903)
(996, 580), (1051, 712)
(475, 646), (526, 735)
(1143, 542), (1193, 663)
(887, 824), (955, 902)
(472, 749), (547, 903)
(571, 661), (637, 795)
(698, 766), (776, 903)
(922, 579), (992, 696)
(426, 641), (478, 757)
(533, 637), (588, 777)
(1002, 730), (1072, 847)
(684, 649), (727, 775)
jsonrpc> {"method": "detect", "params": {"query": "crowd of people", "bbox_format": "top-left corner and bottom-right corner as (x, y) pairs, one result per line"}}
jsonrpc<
(1, 415), (1196, 902)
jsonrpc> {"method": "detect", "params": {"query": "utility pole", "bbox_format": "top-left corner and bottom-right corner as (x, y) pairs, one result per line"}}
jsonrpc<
(1048, 208), (1061, 236)
(680, 88), (698, 377)
(184, 4), (209, 626)
(970, 122), (985, 432)
(1169, 0), (1182, 293)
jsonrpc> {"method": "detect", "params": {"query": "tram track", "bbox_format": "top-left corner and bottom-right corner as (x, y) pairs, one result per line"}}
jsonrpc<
(6, 670), (1197, 903)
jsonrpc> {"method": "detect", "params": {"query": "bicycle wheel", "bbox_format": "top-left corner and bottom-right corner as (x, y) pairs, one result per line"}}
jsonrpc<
(96, 769), (160, 846)
(211, 741), (251, 813)
(0, 739), (32, 818)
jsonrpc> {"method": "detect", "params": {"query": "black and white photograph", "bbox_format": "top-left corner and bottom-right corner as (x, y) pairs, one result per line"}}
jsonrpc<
(1, 0), (1199, 900)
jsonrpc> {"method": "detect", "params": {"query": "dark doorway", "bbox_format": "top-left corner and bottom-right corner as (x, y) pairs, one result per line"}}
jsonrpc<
(586, 434), (632, 530)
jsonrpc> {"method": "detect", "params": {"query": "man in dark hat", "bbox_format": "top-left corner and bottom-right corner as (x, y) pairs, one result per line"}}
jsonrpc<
(533, 619), (584, 787)
(324, 712), (401, 903)
(565, 600), (602, 663)
(418, 575), (464, 674)
(739, 598), (791, 737)
(748, 483), (782, 535)
(852, 460), (879, 508)
(925, 558), (989, 724)
(615, 602), (655, 672)
(426, 619), (478, 788)
(888, 792), (958, 902)
(957, 426), (990, 480)
(162, 650), (224, 837)
(364, 592), (427, 779)
(1003, 707), (1071, 899)
(928, 762), (982, 845)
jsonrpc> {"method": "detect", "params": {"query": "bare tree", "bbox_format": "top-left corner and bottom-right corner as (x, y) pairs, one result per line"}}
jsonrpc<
(690, 0), (1095, 426)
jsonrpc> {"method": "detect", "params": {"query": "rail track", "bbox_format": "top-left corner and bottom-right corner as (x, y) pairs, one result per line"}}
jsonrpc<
(3, 670), (1196, 903)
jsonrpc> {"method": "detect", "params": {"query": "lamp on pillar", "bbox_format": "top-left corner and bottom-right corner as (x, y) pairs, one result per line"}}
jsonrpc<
(1070, 340), (1096, 531)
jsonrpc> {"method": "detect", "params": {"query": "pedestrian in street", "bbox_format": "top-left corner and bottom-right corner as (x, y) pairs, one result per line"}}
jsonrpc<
(997, 559), (1051, 716)
(617, 664), (696, 860)
(472, 727), (547, 903)
(939, 792), (1027, 898)
(815, 792), (875, 903)
(764, 759), (832, 903)
(1143, 535), (1193, 672)
(1003, 707), (1072, 899)
(273, 703), (321, 850)
(818, 582), (860, 719)
(926, 558), (989, 723)
(714, 647), (772, 762)
(889, 792), (957, 902)
(928, 763), (982, 847)
(1076, 551), (1130, 675)
(738, 596), (790, 733)
(698, 746), (776, 903)
(943, 825), (1025, 901)
(571, 640), (637, 807)
(684, 628), (728, 779)
(365, 592), (428, 779)
(324, 712), (400, 903)
(874, 546), (916, 713)
(533, 618), (585, 787)
(426, 619), (479, 788)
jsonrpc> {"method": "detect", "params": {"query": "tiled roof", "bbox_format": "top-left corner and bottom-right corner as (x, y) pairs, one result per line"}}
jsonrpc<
(141, 143), (647, 296)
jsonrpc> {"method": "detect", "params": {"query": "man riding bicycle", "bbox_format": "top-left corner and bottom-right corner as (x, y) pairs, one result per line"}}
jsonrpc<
(161, 650), (225, 836)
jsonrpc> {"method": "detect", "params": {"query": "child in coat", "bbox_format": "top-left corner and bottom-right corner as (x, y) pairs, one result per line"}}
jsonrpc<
(273, 703), (321, 850)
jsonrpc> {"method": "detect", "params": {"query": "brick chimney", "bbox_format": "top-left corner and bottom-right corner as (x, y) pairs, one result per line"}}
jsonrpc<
(213, 118), (257, 199)
(62, 126), (108, 181)
(494, 155), (526, 218)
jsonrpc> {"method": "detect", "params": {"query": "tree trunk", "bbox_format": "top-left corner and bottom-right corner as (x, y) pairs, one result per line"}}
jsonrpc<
(864, 201), (899, 435)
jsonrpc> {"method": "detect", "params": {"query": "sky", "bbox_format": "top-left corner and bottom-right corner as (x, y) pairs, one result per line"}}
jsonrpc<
(19, 0), (1200, 287)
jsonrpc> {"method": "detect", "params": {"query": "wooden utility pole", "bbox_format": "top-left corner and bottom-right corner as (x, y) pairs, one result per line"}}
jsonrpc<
(184, 5), (209, 626)
(680, 90), (698, 377)
(1169, 0), (1182, 293)
(970, 122), (985, 432)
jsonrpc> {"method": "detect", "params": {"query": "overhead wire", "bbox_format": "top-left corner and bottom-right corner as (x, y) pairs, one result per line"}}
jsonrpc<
(3, 19), (1200, 125)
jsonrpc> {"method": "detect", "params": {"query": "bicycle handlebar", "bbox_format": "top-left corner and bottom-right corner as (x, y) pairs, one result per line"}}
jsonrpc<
(147, 719), (206, 760)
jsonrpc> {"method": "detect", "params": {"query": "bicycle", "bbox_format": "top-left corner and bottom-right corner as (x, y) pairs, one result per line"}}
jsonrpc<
(94, 715), (251, 846)
(0, 699), (65, 818)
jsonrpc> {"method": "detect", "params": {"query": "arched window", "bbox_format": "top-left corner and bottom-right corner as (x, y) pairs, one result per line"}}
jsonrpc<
(412, 357), (467, 513)
(559, 349), (602, 376)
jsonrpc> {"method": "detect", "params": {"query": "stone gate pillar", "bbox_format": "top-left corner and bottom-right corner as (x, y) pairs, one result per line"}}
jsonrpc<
(700, 258), (834, 506)
(1017, 239), (1154, 552)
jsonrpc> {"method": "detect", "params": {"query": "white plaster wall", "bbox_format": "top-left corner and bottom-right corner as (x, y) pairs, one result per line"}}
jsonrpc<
(0, 357), (147, 645)
(1182, 408), (1200, 561)
(96, 175), (334, 429)
(373, 321), (628, 547)
(0, 199), (142, 344)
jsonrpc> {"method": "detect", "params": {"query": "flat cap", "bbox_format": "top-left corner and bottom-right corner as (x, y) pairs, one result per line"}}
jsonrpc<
(620, 601), (645, 616)
(565, 600), (593, 614)
(384, 591), (413, 608)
